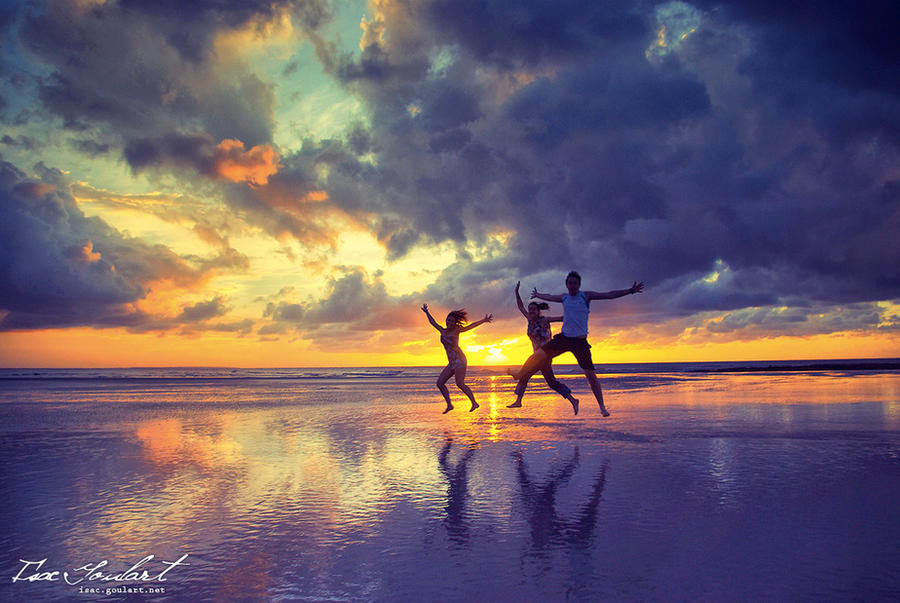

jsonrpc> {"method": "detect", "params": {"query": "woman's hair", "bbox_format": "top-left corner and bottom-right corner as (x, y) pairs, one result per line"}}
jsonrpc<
(528, 302), (550, 312)
(566, 270), (582, 285)
(446, 309), (468, 325)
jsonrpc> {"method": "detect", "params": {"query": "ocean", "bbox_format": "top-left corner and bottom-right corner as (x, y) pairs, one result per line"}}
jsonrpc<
(1, 360), (899, 601)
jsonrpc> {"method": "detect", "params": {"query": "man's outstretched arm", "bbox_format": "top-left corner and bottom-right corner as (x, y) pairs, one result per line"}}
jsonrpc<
(531, 287), (564, 303)
(585, 281), (644, 301)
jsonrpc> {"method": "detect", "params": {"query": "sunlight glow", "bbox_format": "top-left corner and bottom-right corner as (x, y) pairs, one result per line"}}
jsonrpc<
(1, 324), (898, 368)
(702, 258), (729, 284)
(646, 1), (701, 61)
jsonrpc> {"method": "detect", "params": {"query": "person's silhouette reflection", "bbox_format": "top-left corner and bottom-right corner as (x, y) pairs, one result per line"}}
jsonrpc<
(438, 436), (479, 544)
(511, 447), (609, 551)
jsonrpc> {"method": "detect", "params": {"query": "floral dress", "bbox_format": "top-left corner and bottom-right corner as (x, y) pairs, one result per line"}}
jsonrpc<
(526, 316), (552, 351)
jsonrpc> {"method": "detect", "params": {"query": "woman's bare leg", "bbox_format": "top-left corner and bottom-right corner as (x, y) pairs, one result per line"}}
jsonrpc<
(437, 366), (455, 413)
(454, 366), (479, 411)
(541, 363), (579, 415)
(509, 349), (549, 407)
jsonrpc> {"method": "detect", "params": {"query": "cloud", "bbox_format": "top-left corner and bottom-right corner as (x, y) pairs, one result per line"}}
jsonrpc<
(68, 138), (111, 157)
(4, 0), (900, 349)
(214, 139), (281, 185)
(1, 135), (39, 151)
(0, 159), (237, 331)
(119, 131), (357, 247)
(177, 296), (230, 323)
(64, 240), (103, 264)
(202, 318), (256, 335)
(17, 0), (326, 145)
(313, 0), (900, 328)
(124, 133), (282, 186)
(260, 266), (423, 343)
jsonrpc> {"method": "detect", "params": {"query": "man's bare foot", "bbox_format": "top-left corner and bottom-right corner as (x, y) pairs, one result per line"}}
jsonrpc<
(443, 404), (454, 414)
(507, 401), (522, 408)
(506, 367), (521, 380)
(469, 401), (479, 412)
(569, 397), (579, 416)
(600, 407), (610, 417)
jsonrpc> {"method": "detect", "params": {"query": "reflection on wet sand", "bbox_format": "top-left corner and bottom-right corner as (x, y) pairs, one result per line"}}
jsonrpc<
(437, 436), (479, 545)
(135, 416), (243, 466)
(511, 447), (608, 553)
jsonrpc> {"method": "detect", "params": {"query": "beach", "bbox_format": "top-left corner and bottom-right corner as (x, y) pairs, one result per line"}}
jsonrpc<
(1, 363), (899, 601)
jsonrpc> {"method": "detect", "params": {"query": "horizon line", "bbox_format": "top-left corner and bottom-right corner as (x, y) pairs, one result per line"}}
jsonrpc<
(2, 356), (899, 371)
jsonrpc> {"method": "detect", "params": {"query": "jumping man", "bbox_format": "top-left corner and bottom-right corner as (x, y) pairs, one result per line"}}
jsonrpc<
(509, 271), (643, 416)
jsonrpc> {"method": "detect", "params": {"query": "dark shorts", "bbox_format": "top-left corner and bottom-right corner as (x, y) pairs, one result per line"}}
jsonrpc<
(541, 334), (594, 371)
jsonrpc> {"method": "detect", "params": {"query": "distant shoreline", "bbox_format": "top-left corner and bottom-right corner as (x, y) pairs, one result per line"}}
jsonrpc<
(0, 360), (898, 378)
(691, 362), (900, 373)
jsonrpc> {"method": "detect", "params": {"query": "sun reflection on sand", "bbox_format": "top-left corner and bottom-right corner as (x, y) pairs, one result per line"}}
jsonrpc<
(487, 375), (502, 441)
(135, 417), (243, 466)
(126, 409), (451, 548)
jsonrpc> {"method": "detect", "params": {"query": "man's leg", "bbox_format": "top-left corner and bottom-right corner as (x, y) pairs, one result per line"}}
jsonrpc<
(540, 363), (579, 415)
(583, 369), (609, 417)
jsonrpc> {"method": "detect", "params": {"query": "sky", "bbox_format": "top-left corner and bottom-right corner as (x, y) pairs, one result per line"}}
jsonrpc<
(1, 0), (898, 367)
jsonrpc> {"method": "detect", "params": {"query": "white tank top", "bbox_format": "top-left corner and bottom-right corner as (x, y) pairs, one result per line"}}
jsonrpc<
(561, 292), (589, 337)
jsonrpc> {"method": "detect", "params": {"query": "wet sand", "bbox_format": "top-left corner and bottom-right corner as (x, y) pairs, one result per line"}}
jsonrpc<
(1, 367), (899, 601)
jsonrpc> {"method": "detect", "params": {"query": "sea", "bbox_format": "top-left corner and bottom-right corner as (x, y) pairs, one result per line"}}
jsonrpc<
(1, 360), (899, 601)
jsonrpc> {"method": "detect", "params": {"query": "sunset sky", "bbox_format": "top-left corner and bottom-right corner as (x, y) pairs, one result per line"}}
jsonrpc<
(1, 0), (898, 367)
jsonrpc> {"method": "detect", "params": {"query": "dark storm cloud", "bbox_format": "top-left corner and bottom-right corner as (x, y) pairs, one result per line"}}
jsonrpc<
(0, 159), (234, 331)
(694, 2), (900, 94)
(314, 1), (706, 253)
(0, 4), (16, 30)
(17, 0), (328, 148)
(310, 0), (899, 339)
(124, 133), (221, 176)
(426, 0), (649, 67)
(317, 2), (708, 279)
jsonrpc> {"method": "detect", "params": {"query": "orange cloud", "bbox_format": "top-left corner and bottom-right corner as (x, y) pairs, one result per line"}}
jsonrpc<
(214, 139), (281, 186)
(65, 240), (102, 264)
(305, 190), (328, 202)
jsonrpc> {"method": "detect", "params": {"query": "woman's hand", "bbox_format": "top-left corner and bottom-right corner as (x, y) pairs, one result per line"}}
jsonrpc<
(421, 304), (429, 313)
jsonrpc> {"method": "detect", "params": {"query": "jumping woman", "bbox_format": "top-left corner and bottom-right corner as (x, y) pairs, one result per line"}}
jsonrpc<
(422, 304), (492, 413)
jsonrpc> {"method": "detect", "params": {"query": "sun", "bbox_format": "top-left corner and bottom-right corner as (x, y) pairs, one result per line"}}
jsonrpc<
(483, 346), (509, 365)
